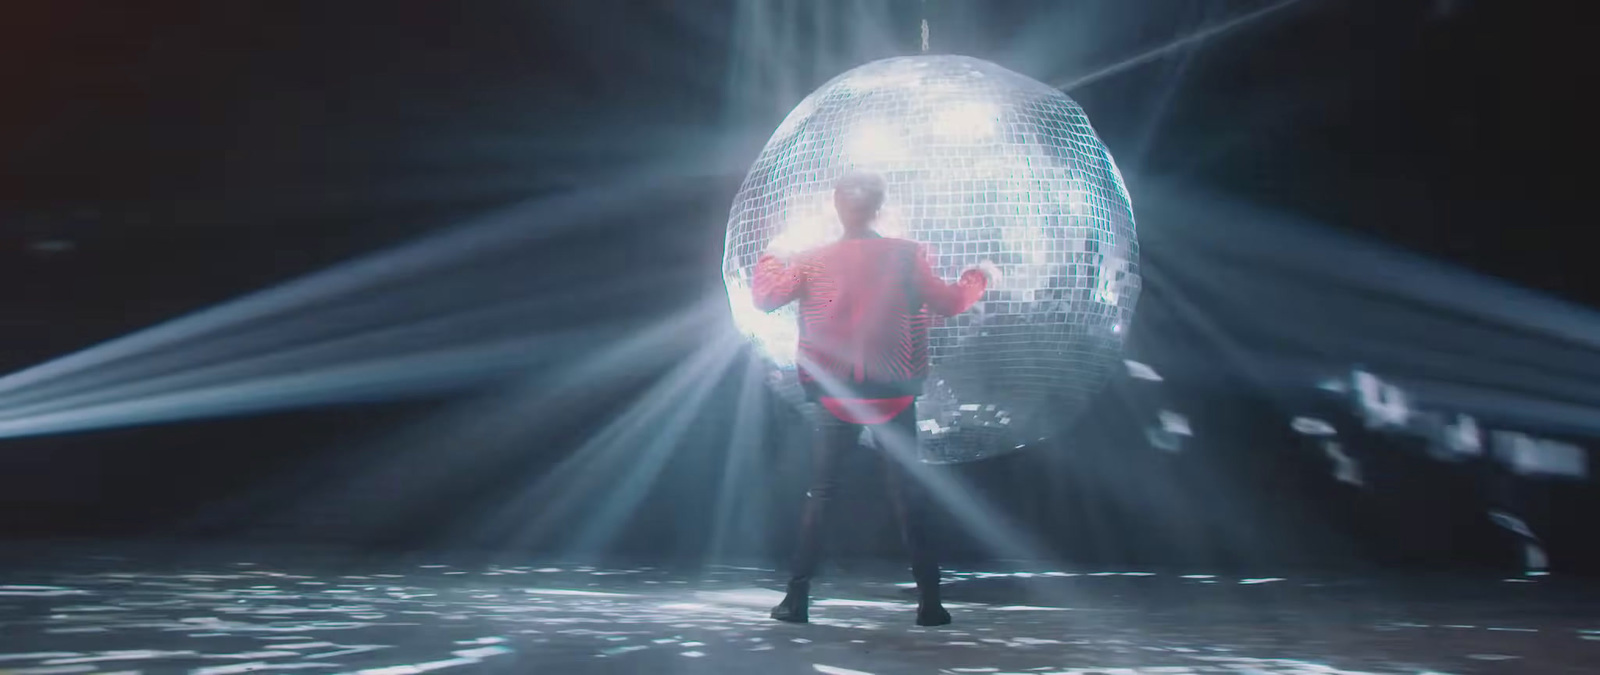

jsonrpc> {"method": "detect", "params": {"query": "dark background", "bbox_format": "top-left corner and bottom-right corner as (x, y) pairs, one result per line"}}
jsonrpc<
(1, 1), (1594, 573)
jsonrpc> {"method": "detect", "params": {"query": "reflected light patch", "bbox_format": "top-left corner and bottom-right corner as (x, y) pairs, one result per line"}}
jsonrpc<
(932, 101), (1000, 139)
(814, 665), (875, 675)
(520, 588), (638, 598)
(846, 122), (907, 164)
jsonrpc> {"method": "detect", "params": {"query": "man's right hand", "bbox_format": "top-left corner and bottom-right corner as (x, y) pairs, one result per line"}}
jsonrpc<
(976, 259), (1002, 287)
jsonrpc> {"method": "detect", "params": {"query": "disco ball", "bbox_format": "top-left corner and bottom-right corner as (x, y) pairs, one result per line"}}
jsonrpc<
(722, 55), (1140, 463)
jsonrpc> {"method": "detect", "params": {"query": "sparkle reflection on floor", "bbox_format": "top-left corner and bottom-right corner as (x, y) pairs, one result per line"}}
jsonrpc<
(0, 551), (1596, 674)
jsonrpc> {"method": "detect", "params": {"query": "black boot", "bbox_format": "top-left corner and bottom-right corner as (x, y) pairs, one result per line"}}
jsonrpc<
(771, 579), (810, 623)
(913, 567), (951, 627)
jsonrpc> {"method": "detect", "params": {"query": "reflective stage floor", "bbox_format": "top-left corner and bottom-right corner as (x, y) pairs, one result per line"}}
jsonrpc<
(1, 546), (1597, 674)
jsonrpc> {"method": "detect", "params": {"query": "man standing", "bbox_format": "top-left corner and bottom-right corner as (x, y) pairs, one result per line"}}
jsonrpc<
(752, 170), (996, 626)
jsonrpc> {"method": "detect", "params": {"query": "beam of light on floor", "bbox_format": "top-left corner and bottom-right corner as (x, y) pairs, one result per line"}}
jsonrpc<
(1055, 0), (1313, 92)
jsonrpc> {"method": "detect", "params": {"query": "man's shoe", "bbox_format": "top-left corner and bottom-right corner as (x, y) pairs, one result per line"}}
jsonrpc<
(770, 581), (810, 623)
(913, 567), (951, 626)
(915, 600), (952, 626)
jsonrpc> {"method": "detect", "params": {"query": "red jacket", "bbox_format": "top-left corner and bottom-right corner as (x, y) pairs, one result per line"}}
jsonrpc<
(752, 234), (986, 400)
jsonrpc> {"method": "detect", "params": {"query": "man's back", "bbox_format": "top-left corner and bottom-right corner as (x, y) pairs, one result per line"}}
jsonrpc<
(754, 235), (985, 398)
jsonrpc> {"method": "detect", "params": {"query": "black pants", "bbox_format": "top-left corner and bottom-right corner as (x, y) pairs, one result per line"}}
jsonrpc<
(787, 404), (938, 586)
